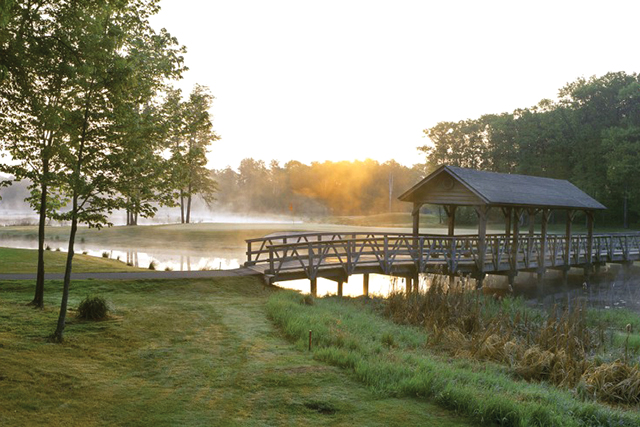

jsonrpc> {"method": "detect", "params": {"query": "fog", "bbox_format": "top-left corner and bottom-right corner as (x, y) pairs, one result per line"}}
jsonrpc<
(0, 177), (302, 226)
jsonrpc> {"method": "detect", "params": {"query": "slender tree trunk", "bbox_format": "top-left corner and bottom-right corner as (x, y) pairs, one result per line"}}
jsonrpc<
(52, 194), (78, 342)
(186, 182), (192, 224)
(180, 190), (185, 223)
(31, 159), (49, 308)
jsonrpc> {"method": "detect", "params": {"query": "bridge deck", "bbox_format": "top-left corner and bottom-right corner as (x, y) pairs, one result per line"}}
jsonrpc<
(245, 232), (640, 283)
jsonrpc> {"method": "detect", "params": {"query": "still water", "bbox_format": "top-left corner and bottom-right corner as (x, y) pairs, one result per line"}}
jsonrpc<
(2, 238), (639, 313)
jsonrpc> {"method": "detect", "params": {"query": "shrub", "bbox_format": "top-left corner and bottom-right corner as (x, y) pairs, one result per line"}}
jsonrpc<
(77, 296), (110, 321)
(148, 261), (156, 270)
(101, 251), (109, 258)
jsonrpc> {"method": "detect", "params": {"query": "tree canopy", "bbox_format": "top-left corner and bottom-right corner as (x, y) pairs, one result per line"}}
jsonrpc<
(420, 72), (640, 227)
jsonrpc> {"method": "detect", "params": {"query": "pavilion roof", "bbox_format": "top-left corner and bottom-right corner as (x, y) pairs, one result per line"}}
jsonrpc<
(398, 165), (606, 210)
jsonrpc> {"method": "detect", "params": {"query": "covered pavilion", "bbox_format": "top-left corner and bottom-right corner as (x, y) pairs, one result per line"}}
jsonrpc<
(398, 165), (606, 287)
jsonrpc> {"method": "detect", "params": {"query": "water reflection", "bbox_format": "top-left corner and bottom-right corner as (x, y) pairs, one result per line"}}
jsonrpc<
(0, 239), (241, 272)
(275, 264), (640, 315)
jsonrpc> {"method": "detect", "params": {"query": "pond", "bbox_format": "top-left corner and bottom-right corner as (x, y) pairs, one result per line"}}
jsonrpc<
(2, 235), (639, 314)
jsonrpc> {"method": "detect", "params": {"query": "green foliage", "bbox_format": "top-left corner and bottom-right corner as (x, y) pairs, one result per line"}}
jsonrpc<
(421, 71), (640, 227)
(77, 295), (110, 320)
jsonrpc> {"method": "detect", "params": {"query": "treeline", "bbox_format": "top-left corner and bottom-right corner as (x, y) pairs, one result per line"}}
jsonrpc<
(421, 72), (640, 227)
(211, 159), (422, 216)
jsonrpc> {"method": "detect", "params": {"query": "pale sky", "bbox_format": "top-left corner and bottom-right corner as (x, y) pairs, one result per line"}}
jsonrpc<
(149, 0), (639, 170)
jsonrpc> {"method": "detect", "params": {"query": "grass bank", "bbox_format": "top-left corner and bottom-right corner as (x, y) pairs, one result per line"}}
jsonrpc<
(0, 247), (143, 273)
(267, 290), (640, 426)
(0, 277), (469, 426)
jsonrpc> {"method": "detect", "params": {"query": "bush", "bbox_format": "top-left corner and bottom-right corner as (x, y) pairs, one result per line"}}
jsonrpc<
(148, 261), (156, 270)
(77, 295), (110, 321)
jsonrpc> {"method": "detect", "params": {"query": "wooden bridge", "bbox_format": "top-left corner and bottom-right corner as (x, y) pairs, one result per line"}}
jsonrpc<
(245, 166), (638, 296)
(245, 231), (640, 295)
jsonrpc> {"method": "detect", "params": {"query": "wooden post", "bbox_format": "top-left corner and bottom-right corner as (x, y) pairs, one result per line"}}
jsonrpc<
(539, 209), (550, 271)
(565, 210), (576, 266)
(337, 281), (343, 297)
(412, 203), (421, 237)
(310, 278), (317, 297)
(511, 208), (523, 271)
(444, 205), (457, 236)
(586, 210), (594, 265)
(475, 205), (489, 275)
(528, 209), (536, 237)
(363, 273), (370, 297)
(406, 277), (412, 294)
(502, 207), (512, 247)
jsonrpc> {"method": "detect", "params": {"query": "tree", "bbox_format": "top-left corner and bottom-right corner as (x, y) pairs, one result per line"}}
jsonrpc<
(0, 0), (77, 308)
(169, 84), (219, 223)
(48, 0), (184, 342)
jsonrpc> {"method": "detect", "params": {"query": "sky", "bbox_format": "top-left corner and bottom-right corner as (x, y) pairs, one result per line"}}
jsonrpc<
(149, 0), (639, 170)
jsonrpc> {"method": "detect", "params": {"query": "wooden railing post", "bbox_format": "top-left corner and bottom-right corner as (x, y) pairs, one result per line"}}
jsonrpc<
(269, 246), (275, 275)
(246, 241), (253, 265)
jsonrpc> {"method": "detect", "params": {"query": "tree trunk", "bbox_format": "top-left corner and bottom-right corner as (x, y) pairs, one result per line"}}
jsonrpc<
(52, 194), (78, 342)
(31, 159), (48, 309)
(186, 182), (192, 224)
(180, 190), (185, 224)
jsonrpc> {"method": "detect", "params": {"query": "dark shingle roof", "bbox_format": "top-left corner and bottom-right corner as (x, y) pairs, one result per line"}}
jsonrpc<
(399, 165), (606, 210)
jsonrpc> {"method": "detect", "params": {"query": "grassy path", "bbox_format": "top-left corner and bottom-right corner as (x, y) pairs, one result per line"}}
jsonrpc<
(0, 277), (468, 426)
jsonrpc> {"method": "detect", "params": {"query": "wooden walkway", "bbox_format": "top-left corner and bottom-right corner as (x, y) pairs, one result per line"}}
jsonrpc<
(245, 232), (640, 285)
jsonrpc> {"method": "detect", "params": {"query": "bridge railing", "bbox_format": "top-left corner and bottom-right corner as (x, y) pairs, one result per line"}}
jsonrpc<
(246, 232), (640, 280)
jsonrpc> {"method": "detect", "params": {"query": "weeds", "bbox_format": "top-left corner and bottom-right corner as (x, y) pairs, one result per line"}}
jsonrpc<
(379, 274), (640, 406)
(77, 295), (110, 320)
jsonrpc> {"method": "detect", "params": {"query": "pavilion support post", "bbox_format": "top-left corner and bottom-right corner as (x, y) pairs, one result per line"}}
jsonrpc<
(412, 203), (421, 237)
(502, 207), (512, 253)
(337, 281), (343, 297)
(511, 208), (524, 271)
(565, 210), (576, 266)
(586, 210), (594, 265)
(362, 273), (370, 297)
(444, 205), (457, 237)
(475, 205), (489, 276)
(405, 277), (412, 295)
(528, 209), (537, 237)
(310, 278), (317, 298)
(539, 209), (550, 271)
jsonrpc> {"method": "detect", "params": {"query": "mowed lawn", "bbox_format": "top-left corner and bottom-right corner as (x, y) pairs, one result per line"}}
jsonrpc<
(0, 277), (469, 427)
(0, 247), (144, 273)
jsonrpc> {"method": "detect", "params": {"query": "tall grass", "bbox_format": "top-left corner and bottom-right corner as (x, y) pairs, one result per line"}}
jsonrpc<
(267, 290), (640, 426)
(380, 275), (640, 405)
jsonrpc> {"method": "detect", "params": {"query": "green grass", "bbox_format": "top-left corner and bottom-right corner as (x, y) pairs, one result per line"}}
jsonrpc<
(0, 247), (144, 273)
(0, 277), (469, 426)
(267, 291), (640, 426)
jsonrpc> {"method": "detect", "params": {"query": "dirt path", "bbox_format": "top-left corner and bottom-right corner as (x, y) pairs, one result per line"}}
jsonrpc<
(0, 267), (261, 281)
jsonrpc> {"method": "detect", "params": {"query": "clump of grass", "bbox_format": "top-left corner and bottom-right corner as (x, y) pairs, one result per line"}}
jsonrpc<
(164, 266), (173, 271)
(45, 245), (51, 251)
(101, 251), (109, 258)
(581, 361), (640, 404)
(301, 294), (314, 306)
(148, 261), (156, 270)
(55, 247), (61, 252)
(77, 295), (110, 321)
(82, 251), (88, 255)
